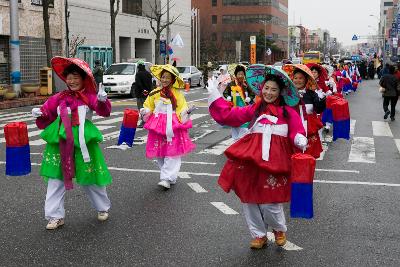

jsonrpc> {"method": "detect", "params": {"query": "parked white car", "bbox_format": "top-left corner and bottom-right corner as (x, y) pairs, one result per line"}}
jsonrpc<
(177, 66), (202, 87)
(102, 62), (153, 97)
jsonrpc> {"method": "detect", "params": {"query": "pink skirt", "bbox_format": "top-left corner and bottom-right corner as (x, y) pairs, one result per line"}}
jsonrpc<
(144, 113), (196, 158)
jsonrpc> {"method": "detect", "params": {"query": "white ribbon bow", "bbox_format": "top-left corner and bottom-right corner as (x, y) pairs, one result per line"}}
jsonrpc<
(249, 114), (278, 161)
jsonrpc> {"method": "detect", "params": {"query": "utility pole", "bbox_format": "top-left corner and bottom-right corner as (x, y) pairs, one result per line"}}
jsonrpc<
(166, 0), (170, 64)
(9, 0), (21, 95)
(65, 0), (70, 57)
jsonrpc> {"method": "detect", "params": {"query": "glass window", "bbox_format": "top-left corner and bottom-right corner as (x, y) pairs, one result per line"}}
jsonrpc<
(212, 15), (217, 24)
(211, 33), (217, 41)
(177, 67), (191, 73)
(212, 0), (217, 6)
(123, 0), (142, 15)
(31, 0), (54, 7)
(105, 64), (136, 75)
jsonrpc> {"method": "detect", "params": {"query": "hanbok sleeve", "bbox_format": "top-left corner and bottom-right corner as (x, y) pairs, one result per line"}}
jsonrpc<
(209, 97), (254, 127)
(174, 90), (189, 122)
(36, 93), (60, 129)
(286, 106), (307, 148)
(89, 93), (111, 117)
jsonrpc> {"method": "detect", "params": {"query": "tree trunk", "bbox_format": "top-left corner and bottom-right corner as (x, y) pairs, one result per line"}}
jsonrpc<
(42, 0), (53, 66)
(110, 0), (116, 62)
(155, 33), (160, 64)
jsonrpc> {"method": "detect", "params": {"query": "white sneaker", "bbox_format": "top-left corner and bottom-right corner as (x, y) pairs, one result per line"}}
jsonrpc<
(158, 180), (170, 189)
(97, 211), (109, 221)
(46, 218), (64, 230)
(169, 180), (177, 185)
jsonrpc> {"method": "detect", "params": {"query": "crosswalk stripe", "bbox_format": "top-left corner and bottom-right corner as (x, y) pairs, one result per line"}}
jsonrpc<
(95, 117), (123, 125)
(395, 139), (400, 155)
(210, 202), (239, 215)
(348, 137), (376, 163)
(350, 119), (356, 135)
(198, 138), (234, 155)
(372, 121), (393, 137)
(187, 183), (208, 193)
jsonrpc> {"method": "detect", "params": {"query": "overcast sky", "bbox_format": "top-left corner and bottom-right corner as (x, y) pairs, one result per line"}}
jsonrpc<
(288, 0), (381, 46)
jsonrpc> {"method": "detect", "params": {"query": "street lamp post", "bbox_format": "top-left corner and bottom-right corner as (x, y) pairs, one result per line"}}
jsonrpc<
(260, 20), (267, 63)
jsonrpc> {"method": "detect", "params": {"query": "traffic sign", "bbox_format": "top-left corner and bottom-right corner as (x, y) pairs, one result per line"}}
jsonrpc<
(352, 35), (358, 41)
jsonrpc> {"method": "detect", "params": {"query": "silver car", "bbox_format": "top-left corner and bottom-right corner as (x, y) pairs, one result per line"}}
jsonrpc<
(177, 66), (202, 87)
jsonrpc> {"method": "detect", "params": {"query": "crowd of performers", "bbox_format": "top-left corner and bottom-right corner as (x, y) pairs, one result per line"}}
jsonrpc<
(14, 57), (351, 250)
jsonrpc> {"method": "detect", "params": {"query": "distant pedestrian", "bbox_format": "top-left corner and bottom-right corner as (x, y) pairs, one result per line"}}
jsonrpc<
(135, 60), (153, 127)
(93, 60), (104, 87)
(172, 60), (177, 67)
(379, 65), (398, 121)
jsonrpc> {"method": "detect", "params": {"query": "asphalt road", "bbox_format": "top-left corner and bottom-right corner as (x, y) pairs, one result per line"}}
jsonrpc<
(0, 80), (399, 266)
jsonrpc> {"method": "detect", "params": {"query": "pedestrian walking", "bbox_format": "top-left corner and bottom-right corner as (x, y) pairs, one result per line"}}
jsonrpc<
(379, 65), (398, 121)
(283, 64), (326, 158)
(92, 59), (104, 88)
(222, 64), (255, 140)
(140, 64), (196, 189)
(207, 68), (307, 249)
(135, 60), (153, 127)
(31, 57), (112, 230)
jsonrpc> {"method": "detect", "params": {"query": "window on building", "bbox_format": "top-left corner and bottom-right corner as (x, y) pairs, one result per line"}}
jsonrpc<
(384, 10), (387, 15)
(212, 0), (217, 6)
(5, 0), (22, 3)
(123, 0), (142, 16)
(384, 2), (393, 6)
(222, 0), (279, 8)
(31, 0), (54, 7)
(211, 33), (217, 41)
(212, 15), (217, 24)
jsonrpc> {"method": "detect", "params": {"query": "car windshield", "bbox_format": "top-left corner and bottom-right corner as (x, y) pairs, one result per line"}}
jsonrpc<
(105, 64), (135, 75)
(177, 67), (190, 73)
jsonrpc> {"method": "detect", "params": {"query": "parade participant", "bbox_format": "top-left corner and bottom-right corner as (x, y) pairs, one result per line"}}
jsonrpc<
(223, 64), (255, 140)
(207, 67), (307, 249)
(217, 65), (231, 94)
(340, 65), (352, 95)
(140, 64), (196, 189)
(31, 57), (112, 230)
(283, 64), (325, 159)
(306, 63), (330, 96)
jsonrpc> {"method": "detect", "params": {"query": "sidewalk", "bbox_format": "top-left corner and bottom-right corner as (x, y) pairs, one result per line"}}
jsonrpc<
(0, 96), (49, 110)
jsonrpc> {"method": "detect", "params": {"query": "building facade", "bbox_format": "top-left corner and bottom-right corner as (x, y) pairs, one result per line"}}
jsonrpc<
(68, 0), (191, 65)
(0, 0), (63, 84)
(192, 0), (288, 64)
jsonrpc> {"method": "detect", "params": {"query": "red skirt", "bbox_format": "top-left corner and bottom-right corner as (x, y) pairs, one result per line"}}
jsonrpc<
(305, 113), (323, 158)
(218, 133), (293, 203)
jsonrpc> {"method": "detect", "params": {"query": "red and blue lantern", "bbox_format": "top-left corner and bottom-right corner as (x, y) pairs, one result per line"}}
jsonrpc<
(321, 95), (336, 125)
(332, 98), (350, 141)
(4, 122), (31, 176)
(290, 153), (316, 219)
(117, 109), (139, 147)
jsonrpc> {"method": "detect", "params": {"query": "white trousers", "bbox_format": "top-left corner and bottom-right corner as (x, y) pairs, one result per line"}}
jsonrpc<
(231, 127), (249, 141)
(242, 203), (287, 238)
(45, 179), (111, 220)
(156, 157), (181, 183)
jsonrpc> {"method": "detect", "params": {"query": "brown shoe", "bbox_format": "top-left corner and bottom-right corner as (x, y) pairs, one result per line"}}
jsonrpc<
(250, 236), (268, 249)
(273, 230), (287, 246)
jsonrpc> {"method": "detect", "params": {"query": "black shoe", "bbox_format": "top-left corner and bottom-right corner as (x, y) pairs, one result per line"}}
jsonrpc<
(384, 111), (390, 119)
(391, 117), (395, 121)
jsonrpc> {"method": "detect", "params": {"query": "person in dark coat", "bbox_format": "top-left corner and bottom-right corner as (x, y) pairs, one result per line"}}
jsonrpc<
(135, 61), (153, 127)
(359, 61), (367, 80)
(368, 61), (375, 79)
(92, 60), (104, 87)
(379, 65), (399, 121)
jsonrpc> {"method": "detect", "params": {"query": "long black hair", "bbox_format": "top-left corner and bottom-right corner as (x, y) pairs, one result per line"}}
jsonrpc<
(249, 74), (288, 128)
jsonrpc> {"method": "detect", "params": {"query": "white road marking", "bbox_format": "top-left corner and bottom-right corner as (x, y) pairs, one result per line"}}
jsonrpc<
(350, 119), (356, 135)
(314, 180), (400, 187)
(348, 137), (376, 163)
(395, 139), (400, 155)
(210, 202), (239, 215)
(189, 113), (209, 120)
(191, 129), (216, 142)
(134, 136), (147, 145)
(96, 125), (115, 131)
(187, 183), (208, 193)
(95, 117), (123, 125)
(30, 139), (46, 146)
(266, 232), (303, 251)
(182, 161), (216, 165)
(317, 143), (328, 161)
(30, 152), (42, 155)
(187, 97), (208, 103)
(92, 111), (124, 120)
(372, 121), (393, 137)
(178, 172), (191, 179)
(0, 113), (30, 122)
(315, 168), (360, 174)
(198, 138), (234, 155)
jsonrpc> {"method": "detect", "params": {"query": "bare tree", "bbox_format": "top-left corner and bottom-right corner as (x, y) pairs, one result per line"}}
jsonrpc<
(142, 0), (181, 64)
(110, 0), (120, 62)
(69, 35), (86, 57)
(42, 0), (53, 66)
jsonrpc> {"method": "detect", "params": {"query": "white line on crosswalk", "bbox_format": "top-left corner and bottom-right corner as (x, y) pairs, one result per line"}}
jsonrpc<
(316, 168), (359, 174)
(210, 202), (239, 215)
(95, 117), (123, 125)
(348, 137), (376, 163)
(266, 232), (303, 251)
(187, 183), (208, 193)
(182, 161), (216, 165)
(350, 119), (356, 135)
(314, 180), (400, 187)
(198, 138), (234, 155)
(191, 130), (216, 142)
(395, 139), (400, 155)
(189, 113), (209, 120)
(372, 121), (393, 137)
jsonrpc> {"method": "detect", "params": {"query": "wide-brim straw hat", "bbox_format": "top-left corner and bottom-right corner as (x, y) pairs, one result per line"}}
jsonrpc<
(282, 64), (318, 91)
(150, 64), (185, 89)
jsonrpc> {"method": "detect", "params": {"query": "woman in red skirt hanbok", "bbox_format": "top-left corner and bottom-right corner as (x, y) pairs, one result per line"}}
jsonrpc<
(207, 68), (307, 249)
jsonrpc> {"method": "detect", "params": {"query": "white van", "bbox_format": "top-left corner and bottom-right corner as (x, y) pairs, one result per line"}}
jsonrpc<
(102, 62), (153, 97)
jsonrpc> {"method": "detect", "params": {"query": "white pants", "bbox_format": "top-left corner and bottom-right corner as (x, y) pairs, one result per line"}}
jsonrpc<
(45, 179), (111, 220)
(231, 127), (249, 141)
(242, 203), (287, 238)
(156, 157), (181, 183)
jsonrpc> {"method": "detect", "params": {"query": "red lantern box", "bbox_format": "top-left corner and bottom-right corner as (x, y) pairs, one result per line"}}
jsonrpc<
(4, 122), (29, 147)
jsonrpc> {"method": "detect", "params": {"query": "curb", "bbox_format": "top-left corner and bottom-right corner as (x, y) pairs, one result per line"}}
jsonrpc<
(0, 96), (49, 110)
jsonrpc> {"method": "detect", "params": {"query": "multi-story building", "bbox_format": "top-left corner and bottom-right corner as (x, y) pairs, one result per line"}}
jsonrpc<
(68, 0), (191, 65)
(192, 0), (288, 64)
(288, 26), (300, 57)
(0, 0), (64, 84)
